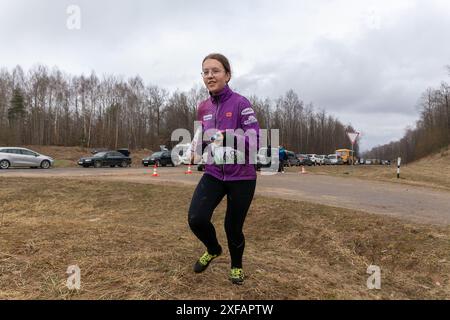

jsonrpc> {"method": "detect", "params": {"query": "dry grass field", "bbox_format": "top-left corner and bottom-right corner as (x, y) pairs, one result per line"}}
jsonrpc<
(1, 177), (449, 299)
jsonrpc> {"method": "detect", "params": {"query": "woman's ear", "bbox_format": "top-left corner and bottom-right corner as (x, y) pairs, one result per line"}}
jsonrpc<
(226, 72), (231, 83)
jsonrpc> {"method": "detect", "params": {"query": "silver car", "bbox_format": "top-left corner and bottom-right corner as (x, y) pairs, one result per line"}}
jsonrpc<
(0, 147), (54, 169)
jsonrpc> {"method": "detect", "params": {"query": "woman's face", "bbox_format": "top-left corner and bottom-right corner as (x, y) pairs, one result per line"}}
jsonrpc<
(202, 58), (230, 95)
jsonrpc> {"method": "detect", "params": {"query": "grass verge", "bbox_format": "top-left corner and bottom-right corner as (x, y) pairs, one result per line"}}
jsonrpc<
(0, 177), (449, 299)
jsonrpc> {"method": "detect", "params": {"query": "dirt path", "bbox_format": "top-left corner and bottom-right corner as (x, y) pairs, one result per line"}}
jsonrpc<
(2, 167), (450, 225)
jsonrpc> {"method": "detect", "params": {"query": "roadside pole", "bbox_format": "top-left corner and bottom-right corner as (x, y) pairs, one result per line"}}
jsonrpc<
(351, 142), (354, 165)
(397, 157), (401, 179)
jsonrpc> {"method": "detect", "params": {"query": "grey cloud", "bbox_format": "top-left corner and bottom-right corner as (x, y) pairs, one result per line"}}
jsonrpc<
(233, 2), (450, 150)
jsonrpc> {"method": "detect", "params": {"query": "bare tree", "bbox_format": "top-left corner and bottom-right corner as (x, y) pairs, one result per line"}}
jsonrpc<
(0, 64), (361, 154)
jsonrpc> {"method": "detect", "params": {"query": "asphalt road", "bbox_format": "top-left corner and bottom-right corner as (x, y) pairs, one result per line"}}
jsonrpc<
(2, 167), (450, 225)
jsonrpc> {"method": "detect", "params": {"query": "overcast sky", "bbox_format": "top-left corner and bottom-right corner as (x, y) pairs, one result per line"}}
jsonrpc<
(1, 0), (449, 151)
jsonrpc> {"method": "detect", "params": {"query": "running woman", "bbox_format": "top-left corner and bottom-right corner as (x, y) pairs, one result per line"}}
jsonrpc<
(188, 53), (260, 284)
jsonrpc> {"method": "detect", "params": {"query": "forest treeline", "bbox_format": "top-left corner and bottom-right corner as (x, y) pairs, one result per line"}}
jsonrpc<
(1, 64), (358, 154)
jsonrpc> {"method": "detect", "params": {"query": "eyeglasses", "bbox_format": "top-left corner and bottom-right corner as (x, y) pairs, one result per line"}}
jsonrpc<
(201, 69), (225, 78)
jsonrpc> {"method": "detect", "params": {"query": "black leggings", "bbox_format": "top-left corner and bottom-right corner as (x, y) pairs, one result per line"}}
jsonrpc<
(188, 174), (256, 268)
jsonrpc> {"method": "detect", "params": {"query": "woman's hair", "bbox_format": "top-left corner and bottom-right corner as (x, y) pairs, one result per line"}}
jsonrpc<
(202, 53), (232, 82)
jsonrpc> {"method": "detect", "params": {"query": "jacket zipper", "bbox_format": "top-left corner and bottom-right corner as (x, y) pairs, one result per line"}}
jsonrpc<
(214, 97), (220, 128)
(214, 98), (225, 180)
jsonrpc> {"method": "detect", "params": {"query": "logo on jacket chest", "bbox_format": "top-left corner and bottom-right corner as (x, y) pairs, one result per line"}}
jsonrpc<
(225, 112), (232, 118)
(203, 114), (213, 121)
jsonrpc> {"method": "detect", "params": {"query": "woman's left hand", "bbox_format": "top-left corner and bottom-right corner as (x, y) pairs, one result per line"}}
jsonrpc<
(211, 131), (225, 146)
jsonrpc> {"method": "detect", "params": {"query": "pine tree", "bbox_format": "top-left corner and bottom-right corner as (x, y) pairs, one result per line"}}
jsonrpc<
(8, 88), (26, 123)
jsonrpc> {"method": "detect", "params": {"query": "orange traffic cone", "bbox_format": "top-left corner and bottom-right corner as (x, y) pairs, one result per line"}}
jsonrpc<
(152, 164), (159, 177)
(185, 164), (193, 174)
(300, 166), (307, 174)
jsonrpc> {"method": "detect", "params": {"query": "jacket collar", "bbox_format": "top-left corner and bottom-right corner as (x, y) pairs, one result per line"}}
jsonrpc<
(209, 84), (233, 104)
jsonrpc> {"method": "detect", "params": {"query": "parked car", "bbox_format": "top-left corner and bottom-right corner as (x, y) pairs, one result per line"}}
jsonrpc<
(285, 150), (300, 166)
(325, 154), (343, 165)
(173, 143), (191, 165)
(91, 148), (130, 157)
(0, 147), (54, 169)
(296, 154), (314, 166)
(315, 155), (326, 165)
(381, 159), (391, 165)
(116, 148), (130, 157)
(256, 147), (279, 170)
(142, 150), (175, 167)
(306, 154), (319, 165)
(78, 151), (131, 168)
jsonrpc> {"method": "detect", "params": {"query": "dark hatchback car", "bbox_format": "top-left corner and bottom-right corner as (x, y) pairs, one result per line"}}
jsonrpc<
(142, 150), (175, 167)
(296, 154), (314, 166)
(78, 151), (132, 168)
(285, 150), (300, 166)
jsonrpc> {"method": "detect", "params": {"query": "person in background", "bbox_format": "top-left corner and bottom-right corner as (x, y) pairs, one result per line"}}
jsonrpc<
(278, 145), (287, 173)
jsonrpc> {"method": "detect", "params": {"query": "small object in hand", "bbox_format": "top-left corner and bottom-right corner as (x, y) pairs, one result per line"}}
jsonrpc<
(211, 131), (225, 145)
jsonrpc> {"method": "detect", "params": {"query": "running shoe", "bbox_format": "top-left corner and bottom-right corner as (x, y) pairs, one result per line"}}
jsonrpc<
(229, 267), (244, 284)
(193, 246), (222, 273)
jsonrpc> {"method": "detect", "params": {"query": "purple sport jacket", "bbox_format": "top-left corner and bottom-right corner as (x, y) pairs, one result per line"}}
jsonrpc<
(197, 85), (260, 181)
